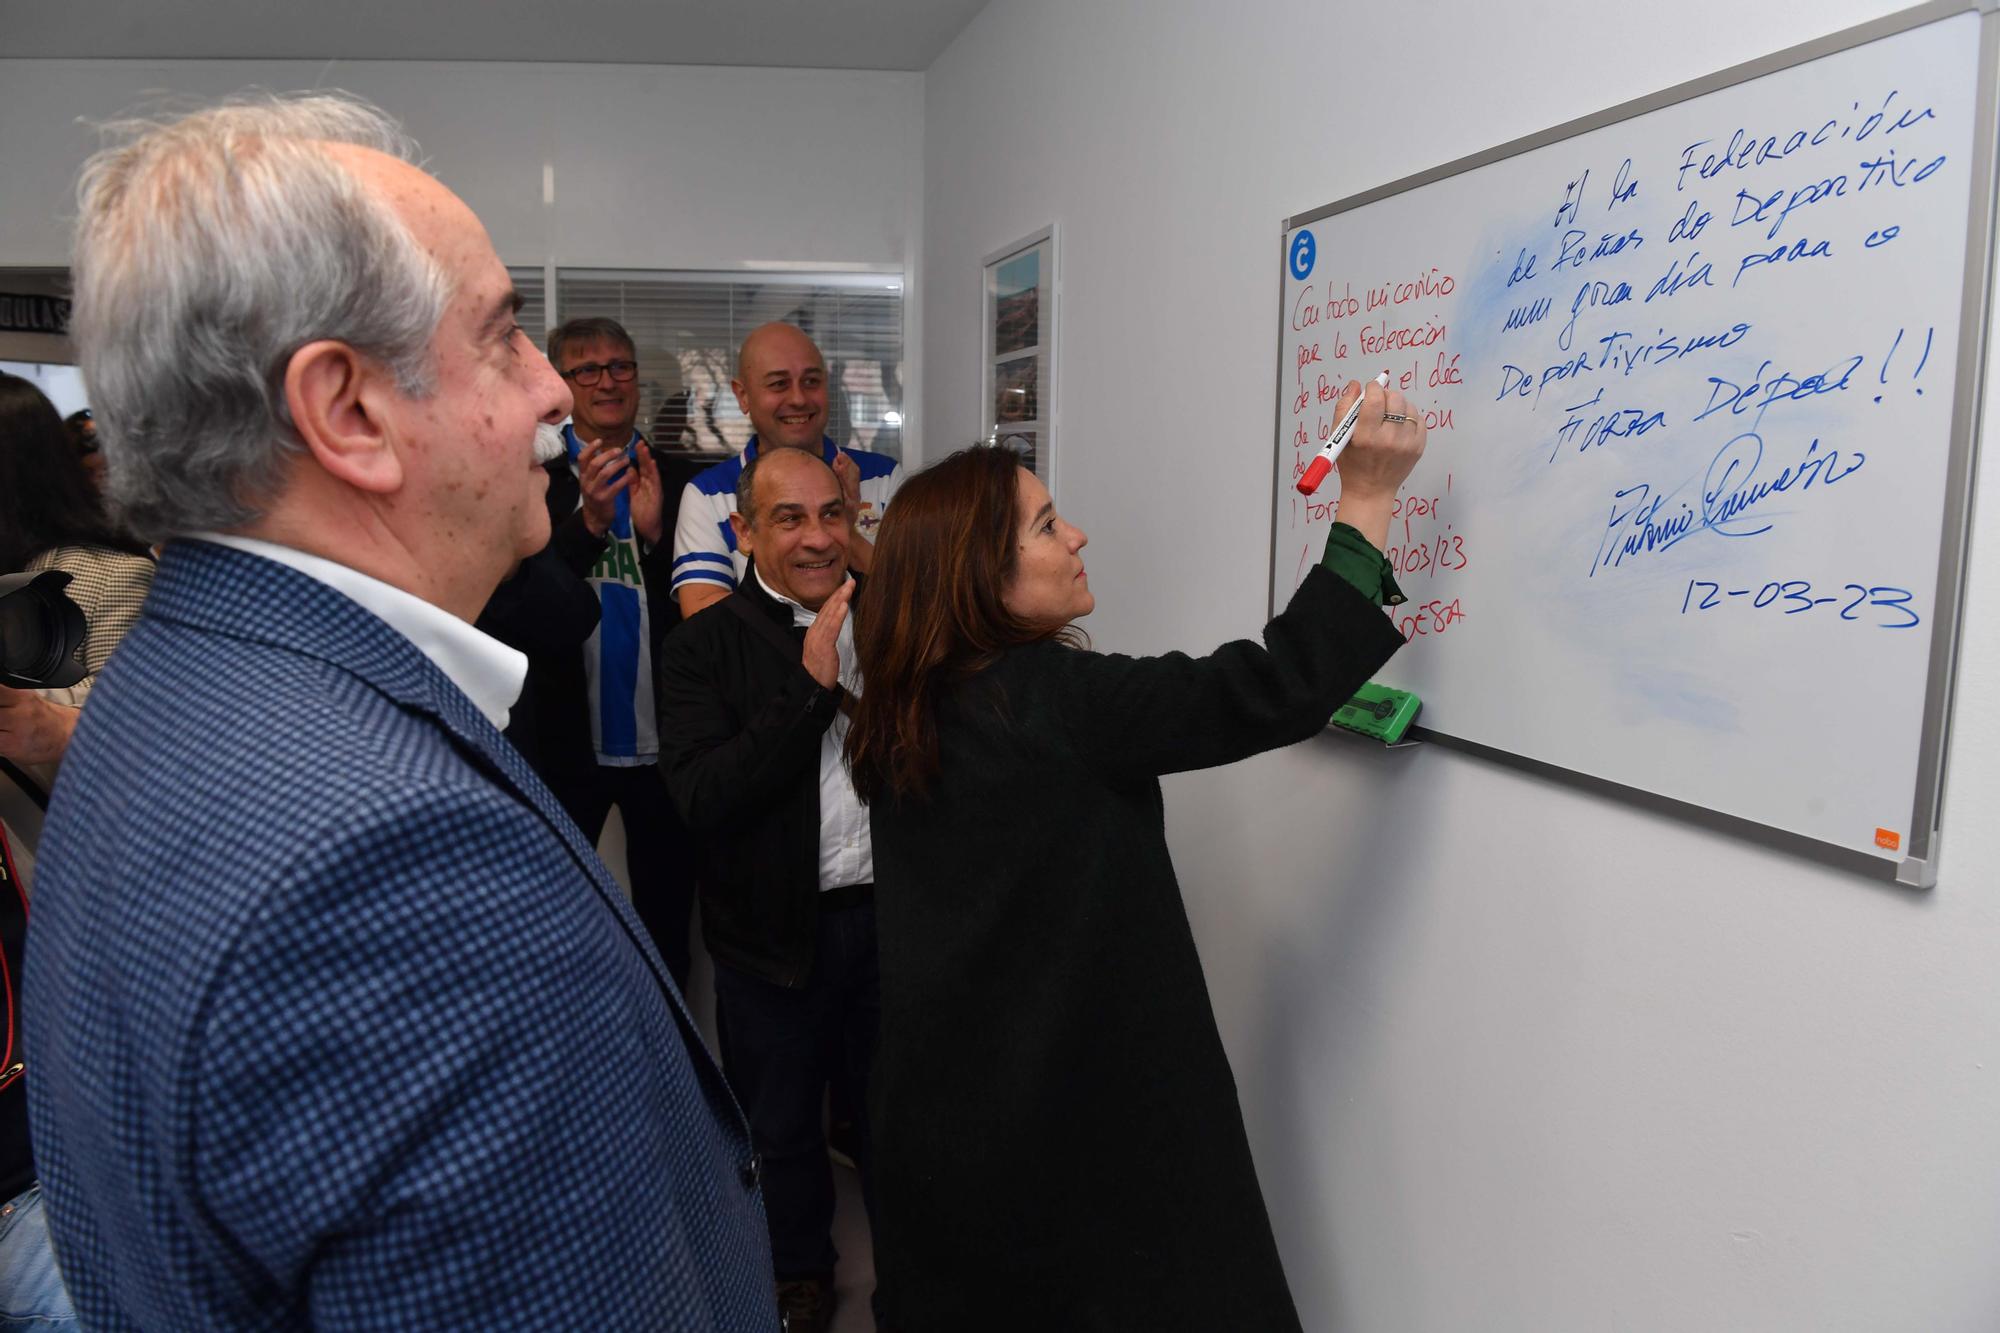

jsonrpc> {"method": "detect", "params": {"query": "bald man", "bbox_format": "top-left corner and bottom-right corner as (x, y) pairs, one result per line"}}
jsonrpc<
(658, 445), (881, 1332)
(670, 322), (901, 618)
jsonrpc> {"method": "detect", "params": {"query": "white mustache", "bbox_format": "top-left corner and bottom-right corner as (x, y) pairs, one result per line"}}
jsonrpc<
(533, 423), (567, 465)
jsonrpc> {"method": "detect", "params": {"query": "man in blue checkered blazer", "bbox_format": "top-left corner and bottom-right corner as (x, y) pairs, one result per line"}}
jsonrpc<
(22, 95), (778, 1329)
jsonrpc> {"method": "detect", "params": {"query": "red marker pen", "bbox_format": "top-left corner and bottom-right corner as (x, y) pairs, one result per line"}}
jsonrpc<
(1295, 370), (1392, 496)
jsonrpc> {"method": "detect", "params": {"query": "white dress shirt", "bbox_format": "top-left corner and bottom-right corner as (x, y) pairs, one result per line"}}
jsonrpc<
(193, 534), (527, 731)
(754, 567), (873, 891)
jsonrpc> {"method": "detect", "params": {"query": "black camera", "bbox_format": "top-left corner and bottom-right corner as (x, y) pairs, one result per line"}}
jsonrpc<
(0, 571), (88, 690)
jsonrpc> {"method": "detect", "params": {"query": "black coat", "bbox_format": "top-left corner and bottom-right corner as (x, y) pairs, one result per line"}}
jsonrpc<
(867, 565), (1406, 1332)
(476, 543), (599, 789)
(655, 570), (848, 986)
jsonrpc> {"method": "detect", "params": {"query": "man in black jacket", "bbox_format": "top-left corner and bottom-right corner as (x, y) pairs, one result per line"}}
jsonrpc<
(656, 446), (876, 1333)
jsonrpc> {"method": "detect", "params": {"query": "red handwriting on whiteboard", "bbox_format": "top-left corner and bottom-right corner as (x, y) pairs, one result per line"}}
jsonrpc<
(1396, 598), (1467, 640)
(1385, 476), (1468, 578)
(1393, 488), (1446, 545)
(1295, 342), (1323, 387)
(1291, 286), (1319, 329)
(1293, 282), (1365, 331)
(1360, 318), (1449, 356)
(1366, 268), (1458, 310)
(1387, 532), (1468, 577)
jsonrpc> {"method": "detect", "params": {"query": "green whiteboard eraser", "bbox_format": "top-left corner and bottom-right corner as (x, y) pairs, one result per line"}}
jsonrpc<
(1330, 682), (1422, 745)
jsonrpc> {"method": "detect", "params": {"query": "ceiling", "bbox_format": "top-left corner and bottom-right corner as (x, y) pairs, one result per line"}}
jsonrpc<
(0, 0), (991, 71)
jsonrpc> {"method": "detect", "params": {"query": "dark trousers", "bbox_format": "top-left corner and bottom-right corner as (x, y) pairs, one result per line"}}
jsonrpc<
(562, 763), (695, 991)
(714, 898), (880, 1280)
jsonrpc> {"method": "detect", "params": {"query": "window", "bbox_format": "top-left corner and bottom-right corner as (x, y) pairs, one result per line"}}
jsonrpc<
(0, 360), (87, 416)
(552, 270), (905, 459)
(509, 267), (548, 350)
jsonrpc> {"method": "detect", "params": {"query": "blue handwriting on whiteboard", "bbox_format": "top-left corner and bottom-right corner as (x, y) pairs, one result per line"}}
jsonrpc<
(1552, 278), (1632, 348)
(1497, 320), (1752, 408)
(1722, 150), (1944, 247)
(1857, 148), (1949, 192)
(1680, 578), (1919, 627)
(1675, 90), (1941, 191)
(1590, 481), (1696, 574)
(1548, 388), (1667, 464)
(1645, 250), (1716, 303)
(1667, 199), (1712, 243)
(1733, 236), (1834, 288)
(1730, 175), (1848, 241)
(1556, 279), (1634, 350)
(1700, 432), (1865, 536)
(1693, 352), (1865, 427)
(1600, 323), (1753, 375)
(1554, 170), (1590, 229)
(1502, 296), (1552, 334)
(1610, 157), (1640, 207)
(1552, 227), (1644, 272)
(1589, 431), (1864, 575)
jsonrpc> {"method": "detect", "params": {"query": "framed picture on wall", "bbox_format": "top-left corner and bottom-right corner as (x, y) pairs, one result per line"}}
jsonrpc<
(982, 226), (1056, 490)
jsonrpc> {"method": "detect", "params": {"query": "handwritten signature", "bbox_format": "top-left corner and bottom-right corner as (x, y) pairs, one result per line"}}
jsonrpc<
(1590, 431), (1865, 575)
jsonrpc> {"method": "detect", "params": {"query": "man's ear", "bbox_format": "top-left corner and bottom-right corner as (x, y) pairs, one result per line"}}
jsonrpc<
(283, 339), (405, 496)
(729, 376), (751, 416)
(728, 511), (753, 557)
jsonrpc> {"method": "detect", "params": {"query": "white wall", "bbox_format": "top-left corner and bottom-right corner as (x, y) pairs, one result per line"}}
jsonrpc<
(0, 57), (926, 453)
(927, 2), (2000, 1329)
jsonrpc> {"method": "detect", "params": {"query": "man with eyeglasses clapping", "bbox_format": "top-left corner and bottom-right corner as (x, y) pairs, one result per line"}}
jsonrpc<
(526, 316), (695, 989)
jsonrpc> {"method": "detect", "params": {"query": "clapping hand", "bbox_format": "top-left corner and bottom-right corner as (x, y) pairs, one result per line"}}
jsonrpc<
(577, 440), (633, 538)
(801, 579), (855, 689)
(629, 441), (666, 545)
(831, 451), (862, 518)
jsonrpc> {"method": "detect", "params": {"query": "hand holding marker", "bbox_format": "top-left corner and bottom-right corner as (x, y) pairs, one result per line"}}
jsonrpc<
(1296, 371), (1392, 496)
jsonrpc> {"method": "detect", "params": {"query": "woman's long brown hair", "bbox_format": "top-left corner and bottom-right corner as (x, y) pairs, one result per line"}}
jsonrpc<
(845, 446), (1075, 806)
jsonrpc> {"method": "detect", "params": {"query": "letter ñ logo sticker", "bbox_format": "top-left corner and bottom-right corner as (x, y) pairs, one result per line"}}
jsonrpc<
(1290, 230), (1316, 281)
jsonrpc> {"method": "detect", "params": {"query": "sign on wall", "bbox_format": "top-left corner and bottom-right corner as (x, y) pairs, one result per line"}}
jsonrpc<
(0, 294), (70, 336)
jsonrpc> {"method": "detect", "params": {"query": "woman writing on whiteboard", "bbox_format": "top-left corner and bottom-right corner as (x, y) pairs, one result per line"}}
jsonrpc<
(846, 377), (1425, 1331)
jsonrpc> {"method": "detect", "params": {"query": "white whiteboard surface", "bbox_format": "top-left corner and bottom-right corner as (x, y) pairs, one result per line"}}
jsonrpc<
(1270, 2), (1997, 882)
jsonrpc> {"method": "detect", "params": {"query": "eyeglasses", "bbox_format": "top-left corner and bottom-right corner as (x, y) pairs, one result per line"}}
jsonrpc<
(559, 359), (638, 387)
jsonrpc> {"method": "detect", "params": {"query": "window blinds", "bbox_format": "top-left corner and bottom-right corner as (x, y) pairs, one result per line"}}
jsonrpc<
(551, 270), (904, 459)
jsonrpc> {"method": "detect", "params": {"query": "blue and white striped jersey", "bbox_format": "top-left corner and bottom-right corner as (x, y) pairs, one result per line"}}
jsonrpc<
(562, 423), (658, 764)
(671, 437), (901, 599)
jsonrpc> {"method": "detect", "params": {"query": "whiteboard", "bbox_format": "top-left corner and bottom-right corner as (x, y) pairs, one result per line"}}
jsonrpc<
(1269, 1), (1999, 885)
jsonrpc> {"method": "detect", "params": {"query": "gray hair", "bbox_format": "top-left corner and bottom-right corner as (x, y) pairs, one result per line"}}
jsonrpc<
(70, 92), (452, 541)
(547, 316), (635, 368)
(735, 451), (763, 519)
(735, 445), (836, 524)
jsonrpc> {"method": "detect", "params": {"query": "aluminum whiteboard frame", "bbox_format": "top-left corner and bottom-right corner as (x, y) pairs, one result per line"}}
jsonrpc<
(1268, 0), (2000, 889)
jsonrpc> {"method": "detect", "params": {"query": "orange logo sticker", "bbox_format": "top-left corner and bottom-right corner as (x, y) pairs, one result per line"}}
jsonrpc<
(1874, 828), (1902, 851)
